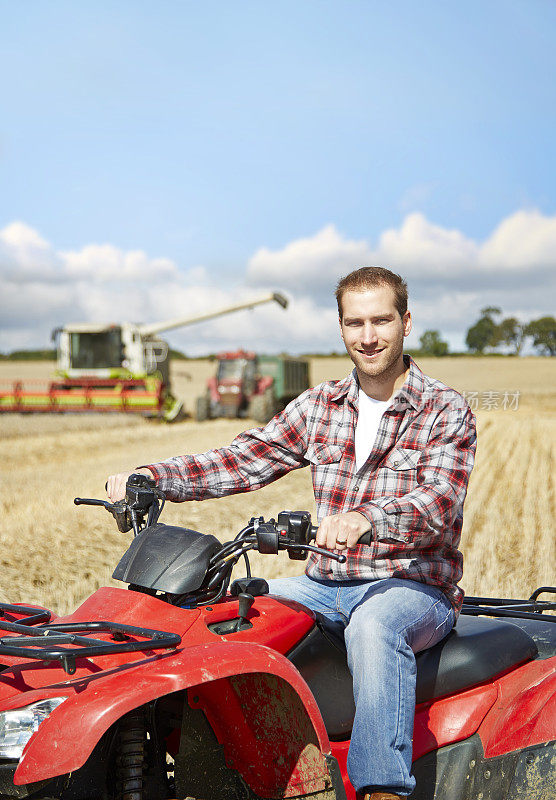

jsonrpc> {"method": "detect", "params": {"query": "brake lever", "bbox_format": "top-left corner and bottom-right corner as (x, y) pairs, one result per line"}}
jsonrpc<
(74, 498), (112, 509)
(74, 497), (133, 533)
(298, 543), (347, 564)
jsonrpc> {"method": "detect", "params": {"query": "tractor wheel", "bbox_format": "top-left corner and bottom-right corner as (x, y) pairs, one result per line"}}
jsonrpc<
(263, 387), (276, 417)
(195, 395), (210, 422)
(248, 390), (275, 424)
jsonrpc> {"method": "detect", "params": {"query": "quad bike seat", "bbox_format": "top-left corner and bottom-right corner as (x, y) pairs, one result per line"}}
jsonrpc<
(288, 613), (539, 740)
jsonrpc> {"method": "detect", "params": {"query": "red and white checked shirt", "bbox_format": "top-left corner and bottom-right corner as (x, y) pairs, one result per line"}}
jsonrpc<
(146, 357), (477, 612)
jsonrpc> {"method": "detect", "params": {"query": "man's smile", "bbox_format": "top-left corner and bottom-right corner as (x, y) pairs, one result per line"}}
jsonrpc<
(358, 348), (385, 359)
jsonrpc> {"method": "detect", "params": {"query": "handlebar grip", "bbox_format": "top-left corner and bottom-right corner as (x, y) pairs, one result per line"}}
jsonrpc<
(309, 524), (372, 546)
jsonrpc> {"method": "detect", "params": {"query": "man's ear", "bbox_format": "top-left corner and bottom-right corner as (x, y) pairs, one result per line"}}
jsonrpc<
(403, 311), (412, 337)
(339, 315), (345, 342)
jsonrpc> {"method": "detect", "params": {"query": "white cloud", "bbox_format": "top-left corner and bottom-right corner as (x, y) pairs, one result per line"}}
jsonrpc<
(247, 213), (481, 286)
(246, 209), (556, 288)
(374, 213), (480, 276)
(247, 224), (372, 290)
(62, 243), (179, 282)
(0, 221), (63, 282)
(479, 209), (556, 270)
(1, 210), (555, 355)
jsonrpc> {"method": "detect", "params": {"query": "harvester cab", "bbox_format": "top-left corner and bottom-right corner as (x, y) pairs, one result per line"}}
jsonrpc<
(54, 323), (171, 383)
(1, 293), (288, 420)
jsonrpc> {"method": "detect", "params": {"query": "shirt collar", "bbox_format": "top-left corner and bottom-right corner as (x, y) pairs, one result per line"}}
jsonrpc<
(394, 355), (426, 411)
(329, 370), (359, 405)
(329, 354), (425, 411)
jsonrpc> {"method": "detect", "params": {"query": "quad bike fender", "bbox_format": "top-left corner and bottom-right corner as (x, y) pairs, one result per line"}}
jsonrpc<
(478, 655), (556, 758)
(15, 640), (331, 786)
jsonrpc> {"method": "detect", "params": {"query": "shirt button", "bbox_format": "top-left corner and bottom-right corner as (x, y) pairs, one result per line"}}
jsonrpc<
(393, 461), (400, 466)
(354, 485), (360, 491)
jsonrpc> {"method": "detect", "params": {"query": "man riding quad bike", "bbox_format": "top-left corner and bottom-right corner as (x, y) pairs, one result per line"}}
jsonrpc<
(0, 473), (553, 800)
(104, 268), (552, 798)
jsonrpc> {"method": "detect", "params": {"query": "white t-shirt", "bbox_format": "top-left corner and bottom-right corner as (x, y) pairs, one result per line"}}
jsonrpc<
(355, 388), (391, 471)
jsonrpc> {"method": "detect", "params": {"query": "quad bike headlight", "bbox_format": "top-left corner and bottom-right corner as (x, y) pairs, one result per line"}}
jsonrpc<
(0, 697), (67, 759)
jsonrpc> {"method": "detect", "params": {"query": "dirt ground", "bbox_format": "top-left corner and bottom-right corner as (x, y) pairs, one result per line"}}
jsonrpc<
(0, 356), (554, 614)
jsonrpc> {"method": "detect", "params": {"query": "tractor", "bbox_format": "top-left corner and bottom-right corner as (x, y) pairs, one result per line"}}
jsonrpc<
(195, 350), (310, 423)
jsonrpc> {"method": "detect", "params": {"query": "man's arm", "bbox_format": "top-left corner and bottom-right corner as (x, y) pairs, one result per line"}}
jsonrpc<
(352, 406), (477, 546)
(107, 391), (311, 502)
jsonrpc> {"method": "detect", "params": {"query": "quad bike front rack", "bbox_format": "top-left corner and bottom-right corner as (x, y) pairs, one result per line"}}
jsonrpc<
(0, 604), (181, 675)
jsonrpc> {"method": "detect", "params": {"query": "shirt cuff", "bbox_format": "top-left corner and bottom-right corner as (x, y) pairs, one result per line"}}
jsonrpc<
(353, 500), (411, 543)
(352, 502), (386, 541)
(136, 465), (160, 481)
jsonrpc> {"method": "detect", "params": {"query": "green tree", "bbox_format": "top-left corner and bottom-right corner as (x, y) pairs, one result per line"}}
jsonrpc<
(524, 316), (556, 356)
(465, 307), (501, 353)
(419, 330), (449, 357)
(492, 317), (525, 355)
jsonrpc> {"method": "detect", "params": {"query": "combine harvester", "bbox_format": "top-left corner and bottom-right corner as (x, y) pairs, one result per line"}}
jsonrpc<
(0, 292), (287, 421)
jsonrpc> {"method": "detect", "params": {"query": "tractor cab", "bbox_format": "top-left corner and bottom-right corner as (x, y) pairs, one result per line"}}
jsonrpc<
(211, 350), (258, 417)
(216, 352), (257, 395)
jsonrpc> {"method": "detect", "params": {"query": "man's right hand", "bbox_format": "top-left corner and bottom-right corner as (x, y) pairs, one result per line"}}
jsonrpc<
(106, 468), (153, 502)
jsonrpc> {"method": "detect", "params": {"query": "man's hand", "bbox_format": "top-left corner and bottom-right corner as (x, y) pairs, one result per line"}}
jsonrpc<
(106, 468), (153, 502)
(315, 511), (371, 551)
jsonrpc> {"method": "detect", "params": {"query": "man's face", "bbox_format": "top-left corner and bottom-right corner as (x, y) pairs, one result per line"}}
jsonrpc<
(339, 285), (412, 381)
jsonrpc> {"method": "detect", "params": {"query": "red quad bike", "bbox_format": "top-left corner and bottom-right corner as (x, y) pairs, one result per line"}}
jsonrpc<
(0, 474), (554, 800)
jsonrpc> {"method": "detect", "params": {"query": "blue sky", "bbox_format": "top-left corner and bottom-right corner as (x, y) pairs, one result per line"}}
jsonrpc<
(1, 1), (555, 354)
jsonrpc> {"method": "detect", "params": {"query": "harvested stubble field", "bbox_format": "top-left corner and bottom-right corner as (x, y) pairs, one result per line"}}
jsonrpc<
(0, 357), (554, 615)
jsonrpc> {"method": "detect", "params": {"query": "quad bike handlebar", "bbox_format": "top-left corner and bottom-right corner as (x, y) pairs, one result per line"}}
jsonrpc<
(74, 474), (377, 606)
(76, 473), (372, 552)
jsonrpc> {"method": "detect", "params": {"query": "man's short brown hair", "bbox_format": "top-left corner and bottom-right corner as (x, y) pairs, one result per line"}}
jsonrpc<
(335, 266), (408, 319)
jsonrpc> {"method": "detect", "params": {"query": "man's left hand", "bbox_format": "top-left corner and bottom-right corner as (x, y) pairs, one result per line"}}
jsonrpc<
(315, 511), (371, 551)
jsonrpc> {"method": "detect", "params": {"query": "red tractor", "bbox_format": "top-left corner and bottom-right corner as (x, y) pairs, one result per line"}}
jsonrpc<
(196, 351), (309, 424)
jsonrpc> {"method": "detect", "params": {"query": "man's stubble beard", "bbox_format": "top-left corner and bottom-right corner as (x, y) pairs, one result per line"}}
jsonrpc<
(349, 334), (405, 385)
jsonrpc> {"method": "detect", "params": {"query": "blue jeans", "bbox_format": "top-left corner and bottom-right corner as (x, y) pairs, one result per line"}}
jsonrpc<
(267, 575), (455, 796)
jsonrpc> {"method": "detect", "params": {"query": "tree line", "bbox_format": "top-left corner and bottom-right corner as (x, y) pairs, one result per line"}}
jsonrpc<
(1, 311), (555, 360)
(415, 310), (555, 357)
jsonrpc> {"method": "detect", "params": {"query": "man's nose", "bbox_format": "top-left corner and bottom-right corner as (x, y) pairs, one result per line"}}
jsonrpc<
(360, 323), (378, 344)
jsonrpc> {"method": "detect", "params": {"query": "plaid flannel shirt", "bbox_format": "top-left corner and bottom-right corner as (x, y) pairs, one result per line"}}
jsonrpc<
(146, 356), (476, 612)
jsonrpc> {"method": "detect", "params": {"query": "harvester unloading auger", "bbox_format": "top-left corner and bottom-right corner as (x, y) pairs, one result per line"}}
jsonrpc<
(0, 292), (288, 421)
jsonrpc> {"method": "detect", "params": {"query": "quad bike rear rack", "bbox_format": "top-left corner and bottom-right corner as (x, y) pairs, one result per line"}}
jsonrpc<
(461, 586), (556, 621)
(0, 603), (181, 675)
